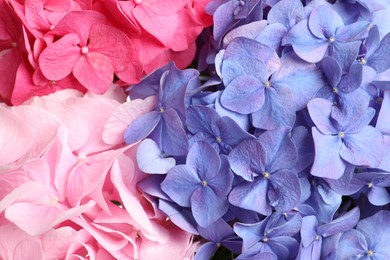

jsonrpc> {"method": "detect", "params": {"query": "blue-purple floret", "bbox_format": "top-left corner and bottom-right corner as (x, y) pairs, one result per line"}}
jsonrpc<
(125, 0), (390, 259)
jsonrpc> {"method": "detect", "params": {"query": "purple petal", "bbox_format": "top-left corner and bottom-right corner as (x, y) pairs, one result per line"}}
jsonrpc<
(221, 75), (265, 114)
(136, 139), (176, 174)
(378, 136), (390, 171)
(234, 221), (265, 251)
(377, 90), (390, 134)
(311, 127), (346, 179)
(337, 230), (367, 259)
(268, 170), (301, 212)
(365, 25), (380, 58)
(356, 210), (390, 250)
(307, 98), (337, 135)
(292, 126), (315, 172)
(367, 32), (390, 73)
(267, 0), (304, 30)
(208, 155), (234, 196)
(191, 187), (229, 227)
(367, 186), (390, 206)
(158, 109), (189, 156)
(258, 126), (297, 172)
(283, 20), (329, 63)
(222, 54), (268, 85)
(340, 126), (384, 167)
(186, 141), (221, 181)
(228, 139), (266, 181)
(218, 116), (254, 148)
(186, 105), (220, 135)
(272, 52), (324, 110)
(229, 178), (271, 215)
(158, 199), (198, 234)
(336, 21), (370, 42)
(301, 216), (318, 247)
(320, 57), (342, 88)
(337, 63), (363, 93)
(308, 5), (343, 39)
(318, 207), (360, 237)
(194, 243), (219, 260)
(330, 41), (361, 72)
(254, 23), (288, 51)
(251, 86), (295, 130)
(198, 218), (234, 242)
(160, 165), (200, 207)
(124, 111), (160, 144)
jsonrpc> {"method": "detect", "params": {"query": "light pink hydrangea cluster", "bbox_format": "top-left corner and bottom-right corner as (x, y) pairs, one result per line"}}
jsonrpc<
(0, 0), (212, 105)
(0, 87), (198, 259)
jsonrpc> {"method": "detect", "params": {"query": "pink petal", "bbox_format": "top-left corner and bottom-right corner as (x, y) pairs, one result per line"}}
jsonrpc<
(41, 227), (77, 260)
(0, 182), (50, 213)
(25, 0), (50, 30)
(88, 23), (132, 71)
(0, 224), (43, 260)
(142, 0), (187, 16)
(66, 148), (127, 206)
(102, 96), (157, 145)
(73, 52), (113, 93)
(39, 33), (81, 81)
(11, 105), (60, 158)
(0, 106), (33, 166)
(5, 200), (95, 236)
(138, 220), (192, 260)
(51, 10), (106, 42)
(110, 155), (157, 238)
(44, 0), (72, 12)
(0, 49), (22, 102)
(133, 6), (178, 47)
(168, 8), (203, 52)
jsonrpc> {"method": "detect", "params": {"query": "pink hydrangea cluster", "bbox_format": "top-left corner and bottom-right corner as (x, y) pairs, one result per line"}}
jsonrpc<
(0, 87), (198, 259)
(0, 0), (212, 105)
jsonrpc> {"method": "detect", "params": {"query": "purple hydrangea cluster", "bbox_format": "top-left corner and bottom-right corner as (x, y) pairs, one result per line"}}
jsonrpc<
(125, 0), (390, 259)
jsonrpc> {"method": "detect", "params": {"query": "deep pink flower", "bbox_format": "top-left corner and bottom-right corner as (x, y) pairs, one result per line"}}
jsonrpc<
(39, 11), (134, 94)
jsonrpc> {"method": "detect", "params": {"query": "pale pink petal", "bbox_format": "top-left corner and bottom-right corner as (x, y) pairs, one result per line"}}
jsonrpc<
(73, 52), (113, 94)
(110, 156), (157, 238)
(40, 227), (77, 260)
(88, 23), (132, 71)
(5, 200), (95, 236)
(11, 105), (60, 158)
(0, 106), (33, 166)
(0, 224), (43, 260)
(102, 96), (157, 145)
(0, 182), (50, 213)
(66, 148), (127, 206)
(39, 33), (81, 81)
(138, 220), (193, 260)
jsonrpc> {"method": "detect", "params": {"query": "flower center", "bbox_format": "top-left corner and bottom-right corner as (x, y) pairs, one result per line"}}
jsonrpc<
(328, 37), (335, 43)
(159, 107), (164, 113)
(315, 235), (321, 240)
(81, 46), (89, 54)
(368, 182), (373, 188)
(367, 250), (374, 256)
(216, 136), (222, 143)
(11, 41), (17, 48)
(263, 171), (270, 179)
(201, 180), (207, 187)
(338, 132), (345, 139)
(261, 237), (269, 242)
(264, 81), (271, 88)
(49, 24), (55, 30)
(78, 152), (87, 162)
(359, 57), (367, 65)
(332, 87), (338, 94)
